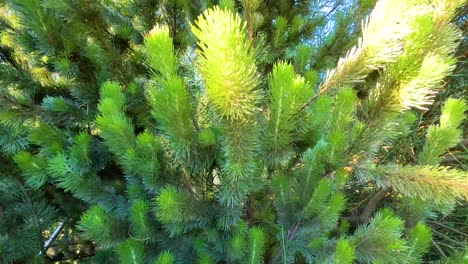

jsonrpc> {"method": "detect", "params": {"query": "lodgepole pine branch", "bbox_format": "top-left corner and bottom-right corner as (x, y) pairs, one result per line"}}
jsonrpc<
(269, 219), (302, 264)
(342, 188), (391, 225)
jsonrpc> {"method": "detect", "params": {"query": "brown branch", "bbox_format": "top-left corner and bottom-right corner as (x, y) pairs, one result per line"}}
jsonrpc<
(295, 93), (319, 116)
(452, 138), (468, 150)
(244, 196), (255, 226)
(341, 188), (391, 225)
(182, 167), (197, 197)
(246, 9), (253, 41)
(242, 0), (257, 41)
(440, 155), (464, 165)
(172, 5), (177, 41)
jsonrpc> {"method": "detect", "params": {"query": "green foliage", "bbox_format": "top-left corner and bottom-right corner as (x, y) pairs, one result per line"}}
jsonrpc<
(129, 199), (151, 240)
(144, 26), (178, 78)
(419, 98), (467, 165)
(96, 81), (136, 158)
(155, 186), (184, 225)
(302, 179), (332, 218)
(361, 164), (468, 204)
(77, 205), (123, 248)
(265, 62), (313, 166)
(14, 151), (49, 189)
(352, 209), (411, 263)
(407, 222), (432, 262)
(246, 227), (266, 264)
(318, 192), (346, 232)
(144, 26), (196, 161)
(153, 251), (175, 264)
(116, 240), (145, 264)
(436, 246), (468, 264)
(192, 6), (262, 121)
(334, 238), (356, 264)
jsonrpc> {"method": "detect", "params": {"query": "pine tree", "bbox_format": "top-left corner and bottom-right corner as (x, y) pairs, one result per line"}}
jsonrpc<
(0, 0), (467, 263)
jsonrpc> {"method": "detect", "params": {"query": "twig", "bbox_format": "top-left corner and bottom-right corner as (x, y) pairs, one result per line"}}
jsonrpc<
(440, 154), (464, 165)
(432, 229), (466, 246)
(432, 239), (447, 258)
(427, 220), (468, 239)
(269, 220), (302, 264)
(44, 221), (67, 251)
(294, 0), (345, 116)
(245, 5), (254, 41)
(182, 167), (197, 197)
(295, 94), (319, 116)
(440, 139), (467, 165)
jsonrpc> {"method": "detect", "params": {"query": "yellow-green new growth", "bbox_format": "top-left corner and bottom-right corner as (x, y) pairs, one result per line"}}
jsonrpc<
(192, 7), (262, 121)
(367, 0), (462, 114)
(352, 209), (411, 263)
(418, 98), (466, 165)
(399, 54), (456, 110)
(320, 0), (426, 94)
(334, 238), (356, 264)
(144, 26), (178, 78)
(369, 165), (468, 204)
(432, 0), (467, 26)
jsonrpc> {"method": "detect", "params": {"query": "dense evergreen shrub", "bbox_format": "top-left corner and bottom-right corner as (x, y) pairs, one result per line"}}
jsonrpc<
(0, 0), (466, 263)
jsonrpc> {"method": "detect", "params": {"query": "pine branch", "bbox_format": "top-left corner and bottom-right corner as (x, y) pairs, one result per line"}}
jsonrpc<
(296, 0), (418, 115)
(241, 0), (257, 41)
(342, 188), (391, 225)
(1, 0), (465, 262)
(182, 167), (197, 197)
(359, 165), (468, 204)
(432, 239), (447, 258)
(440, 154), (465, 165)
(269, 219), (301, 264)
(295, 93), (319, 116)
(352, 209), (412, 263)
(192, 6), (262, 121)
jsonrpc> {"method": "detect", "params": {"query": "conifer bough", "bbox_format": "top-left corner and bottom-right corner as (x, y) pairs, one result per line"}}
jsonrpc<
(0, 0), (467, 263)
